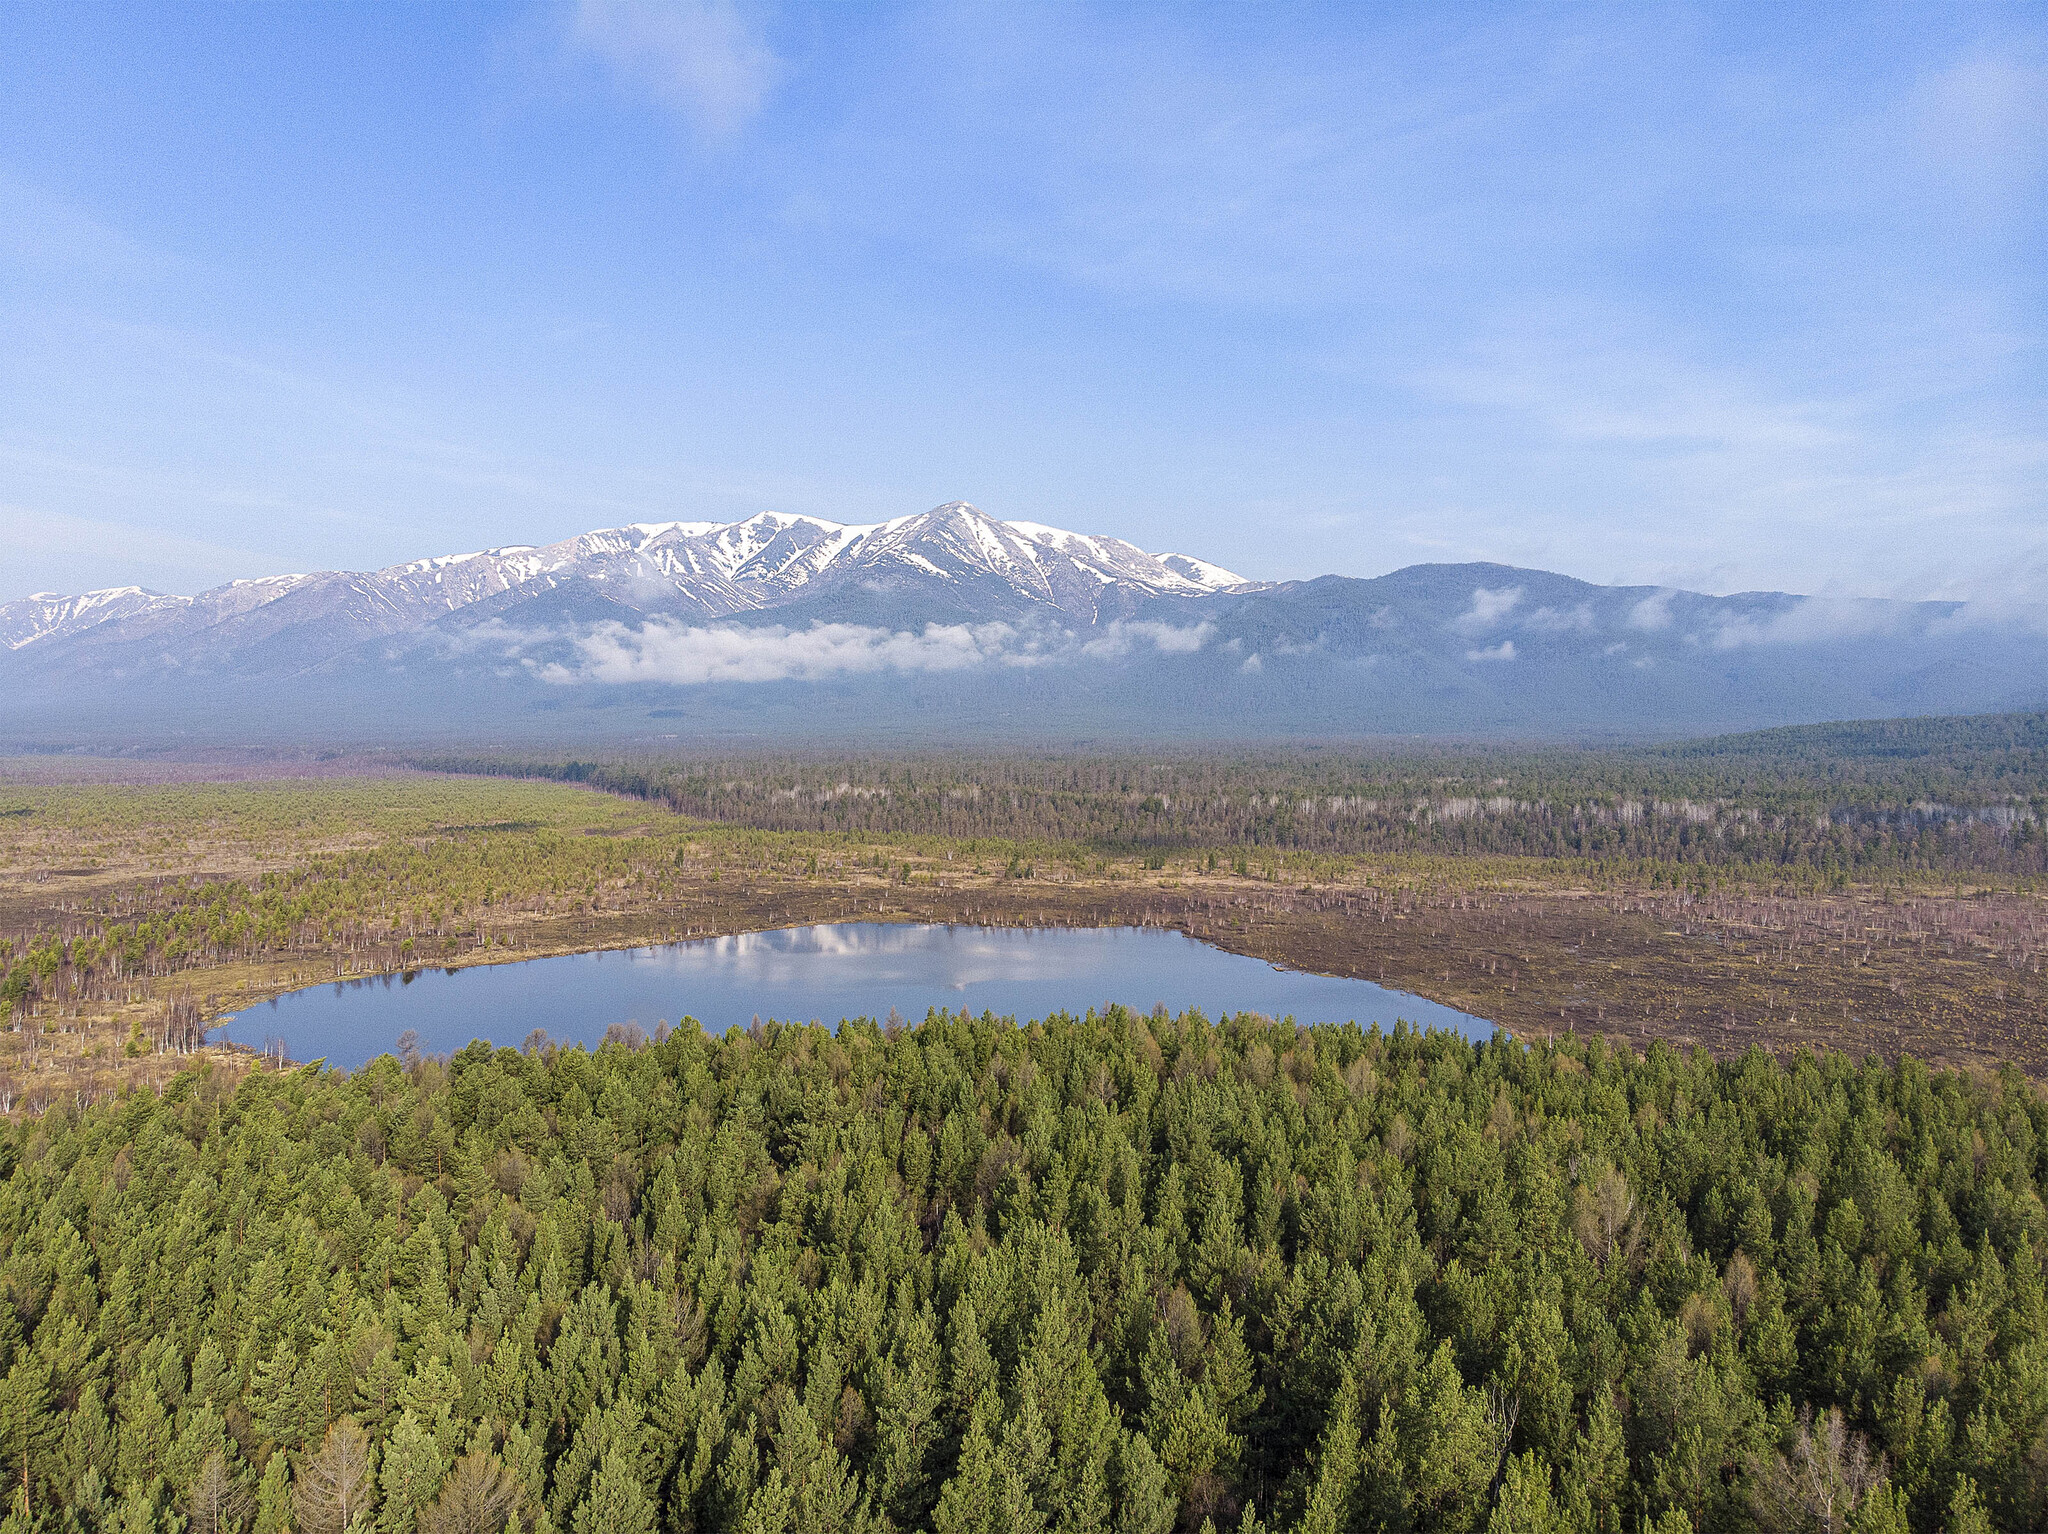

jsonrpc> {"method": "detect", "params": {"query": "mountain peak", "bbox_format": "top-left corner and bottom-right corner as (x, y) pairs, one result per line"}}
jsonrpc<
(6, 518), (2047, 740)
(0, 503), (1255, 663)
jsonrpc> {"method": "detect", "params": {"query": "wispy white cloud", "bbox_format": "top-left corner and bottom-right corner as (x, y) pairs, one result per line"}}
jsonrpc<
(1707, 598), (1922, 650)
(1627, 590), (1676, 631)
(1465, 639), (1516, 662)
(1422, 330), (1846, 454)
(1454, 585), (1522, 633)
(1926, 547), (2048, 635)
(571, 0), (779, 136)
(1411, 311), (2048, 600)
(1078, 619), (1214, 658)
(1523, 603), (1593, 633)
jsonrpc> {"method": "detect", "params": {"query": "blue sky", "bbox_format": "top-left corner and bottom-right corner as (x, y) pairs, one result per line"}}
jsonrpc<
(2, 1), (2042, 604)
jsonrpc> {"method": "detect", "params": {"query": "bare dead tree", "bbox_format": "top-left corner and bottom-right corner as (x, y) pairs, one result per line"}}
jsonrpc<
(1485, 1377), (1523, 1498)
(164, 996), (206, 1053)
(419, 1447), (524, 1534)
(1724, 1251), (1760, 1327)
(294, 1417), (376, 1534)
(1748, 1405), (1885, 1534)
(188, 1450), (253, 1534)
(1572, 1165), (1636, 1265)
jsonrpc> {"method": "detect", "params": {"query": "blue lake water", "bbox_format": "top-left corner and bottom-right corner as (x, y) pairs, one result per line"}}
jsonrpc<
(216, 922), (1494, 1069)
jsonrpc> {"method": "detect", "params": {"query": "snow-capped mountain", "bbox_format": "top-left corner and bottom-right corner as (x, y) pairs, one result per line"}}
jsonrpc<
(0, 502), (1250, 676)
(6, 503), (2046, 743)
(1, 586), (171, 651)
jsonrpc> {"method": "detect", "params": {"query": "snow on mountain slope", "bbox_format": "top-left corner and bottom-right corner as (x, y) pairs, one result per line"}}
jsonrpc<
(0, 503), (1256, 677)
(1, 587), (179, 650)
(1005, 520), (1245, 594)
(10, 514), (2048, 741)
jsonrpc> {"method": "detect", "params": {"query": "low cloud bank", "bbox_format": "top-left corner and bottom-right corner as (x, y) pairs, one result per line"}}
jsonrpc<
(1707, 598), (1927, 650)
(534, 617), (1216, 686)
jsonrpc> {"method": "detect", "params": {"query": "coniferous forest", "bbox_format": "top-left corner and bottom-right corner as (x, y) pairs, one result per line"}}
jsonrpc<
(428, 714), (2048, 881)
(1, 1012), (2042, 1534)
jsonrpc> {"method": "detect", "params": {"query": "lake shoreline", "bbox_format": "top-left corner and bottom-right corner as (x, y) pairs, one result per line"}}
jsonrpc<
(218, 920), (1496, 1070)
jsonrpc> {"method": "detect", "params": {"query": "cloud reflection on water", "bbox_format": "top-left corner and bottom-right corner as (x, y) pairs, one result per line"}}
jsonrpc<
(219, 922), (1492, 1070)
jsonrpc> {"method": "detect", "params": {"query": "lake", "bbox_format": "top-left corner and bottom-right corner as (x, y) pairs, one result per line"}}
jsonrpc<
(215, 921), (1494, 1069)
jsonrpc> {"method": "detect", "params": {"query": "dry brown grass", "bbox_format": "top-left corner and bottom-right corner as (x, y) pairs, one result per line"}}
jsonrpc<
(2, 771), (2042, 1104)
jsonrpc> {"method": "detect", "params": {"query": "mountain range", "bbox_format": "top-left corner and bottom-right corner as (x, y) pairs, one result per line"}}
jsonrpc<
(6, 502), (2045, 743)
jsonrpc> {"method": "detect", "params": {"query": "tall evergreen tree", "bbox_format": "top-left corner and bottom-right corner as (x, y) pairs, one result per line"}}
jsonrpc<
(572, 1449), (656, 1534)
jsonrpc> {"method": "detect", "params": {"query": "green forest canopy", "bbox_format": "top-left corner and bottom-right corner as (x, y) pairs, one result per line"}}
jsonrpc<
(0, 1012), (2042, 1534)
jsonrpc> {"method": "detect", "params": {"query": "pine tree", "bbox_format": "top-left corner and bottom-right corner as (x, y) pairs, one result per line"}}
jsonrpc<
(1499, 1303), (1572, 1462)
(74, 1468), (112, 1532)
(1397, 1340), (1494, 1534)
(112, 1477), (173, 1534)
(1051, 1390), (1115, 1534)
(1487, 1452), (1560, 1534)
(253, 1452), (293, 1534)
(64, 1380), (118, 1496)
(1565, 1388), (1630, 1534)
(1851, 1483), (1911, 1534)
(571, 1449), (656, 1534)
(117, 1382), (175, 1494)
(500, 1423), (551, 1534)
(380, 1409), (450, 1533)
(872, 1306), (945, 1530)
(191, 1338), (233, 1412)
(773, 1396), (860, 1534)
(1941, 1475), (1992, 1534)
(1294, 1376), (1360, 1534)
(947, 1301), (999, 1428)
(738, 1469), (795, 1534)
(1112, 1433), (1174, 1534)
(0, 1357), (56, 1519)
(933, 1417), (1001, 1534)
(169, 1404), (234, 1506)
(250, 1345), (314, 1452)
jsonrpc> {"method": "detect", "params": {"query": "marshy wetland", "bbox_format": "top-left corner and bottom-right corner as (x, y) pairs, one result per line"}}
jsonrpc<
(2, 727), (2045, 1107)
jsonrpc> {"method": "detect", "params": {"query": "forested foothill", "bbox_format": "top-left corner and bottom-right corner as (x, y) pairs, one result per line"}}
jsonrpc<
(1, 1011), (2043, 1534)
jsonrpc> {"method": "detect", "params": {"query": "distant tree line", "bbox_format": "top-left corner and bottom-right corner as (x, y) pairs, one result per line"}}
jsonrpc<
(0, 1014), (2041, 1533)
(420, 717), (2048, 877)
